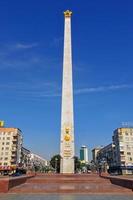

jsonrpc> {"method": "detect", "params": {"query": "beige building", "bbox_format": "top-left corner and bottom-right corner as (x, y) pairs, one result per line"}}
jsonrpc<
(113, 127), (133, 173)
(21, 147), (31, 169)
(0, 127), (23, 171)
(30, 153), (48, 169)
(92, 146), (103, 163)
(96, 143), (115, 171)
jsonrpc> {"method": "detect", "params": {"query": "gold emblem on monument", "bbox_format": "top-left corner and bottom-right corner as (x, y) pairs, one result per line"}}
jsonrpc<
(64, 127), (71, 141)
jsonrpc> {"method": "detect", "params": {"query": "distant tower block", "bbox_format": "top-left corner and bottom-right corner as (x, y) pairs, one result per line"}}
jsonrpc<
(60, 10), (75, 173)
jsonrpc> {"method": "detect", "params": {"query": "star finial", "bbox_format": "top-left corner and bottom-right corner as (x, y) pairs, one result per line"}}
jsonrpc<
(64, 10), (72, 17)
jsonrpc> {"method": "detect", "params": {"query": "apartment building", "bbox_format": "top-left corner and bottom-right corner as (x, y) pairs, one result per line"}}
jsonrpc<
(113, 127), (133, 173)
(21, 147), (31, 169)
(96, 143), (115, 168)
(92, 146), (103, 164)
(0, 127), (23, 172)
(30, 153), (48, 169)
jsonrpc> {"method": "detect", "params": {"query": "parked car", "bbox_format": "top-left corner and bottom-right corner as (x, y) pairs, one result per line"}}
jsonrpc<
(3, 171), (9, 176)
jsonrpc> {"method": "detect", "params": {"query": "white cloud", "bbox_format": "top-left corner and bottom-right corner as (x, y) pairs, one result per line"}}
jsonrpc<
(75, 84), (133, 95)
(0, 82), (132, 100)
(14, 43), (38, 49)
(0, 80), (61, 100)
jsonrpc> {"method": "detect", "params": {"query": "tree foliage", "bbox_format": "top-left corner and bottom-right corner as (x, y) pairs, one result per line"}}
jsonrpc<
(50, 154), (61, 173)
(74, 156), (81, 171)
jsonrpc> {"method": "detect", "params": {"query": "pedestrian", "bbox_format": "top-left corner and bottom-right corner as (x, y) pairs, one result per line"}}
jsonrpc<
(98, 166), (102, 176)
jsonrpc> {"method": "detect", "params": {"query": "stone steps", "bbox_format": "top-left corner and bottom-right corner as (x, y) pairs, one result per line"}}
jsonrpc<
(9, 174), (133, 194)
(26, 174), (109, 184)
(9, 182), (133, 194)
(27, 178), (109, 184)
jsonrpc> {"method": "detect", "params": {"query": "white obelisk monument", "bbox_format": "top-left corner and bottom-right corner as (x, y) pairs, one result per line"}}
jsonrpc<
(60, 10), (75, 174)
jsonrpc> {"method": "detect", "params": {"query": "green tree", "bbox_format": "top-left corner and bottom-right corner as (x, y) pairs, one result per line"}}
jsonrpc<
(50, 154), (61, 173)
(74, 156), (81, 172)
(34, 165), (41, 172)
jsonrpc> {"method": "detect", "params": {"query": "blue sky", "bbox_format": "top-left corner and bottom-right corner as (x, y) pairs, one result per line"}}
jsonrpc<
(0, 0), (132, 160)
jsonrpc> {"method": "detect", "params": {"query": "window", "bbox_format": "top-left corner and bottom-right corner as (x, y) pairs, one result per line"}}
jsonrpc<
(2, 142), (4, 145)
(127, 146), (131, 150)
(125, 132), (128, 136)
(3, 137), (5, 140)
(13, 142), (17, 145)
(5, 147), (9, 150)
(5, 152), (8, 155)
(127, 152), (131, 155)
(1, 152), (4, 155)
(119, 136), (123, 142)
(0, 157), (3, 160)
(130, 129), (133, 133)
(120, 146), (124, 150)
(7, 137), (10, 140)
(4, 157), (8, 160)
(121, 161), (125, 166)
(125, 137), (129, 141)
(0, 163), (2, 165)
(120, 156), (125, 160)
(4, 163), (7, 165)
(2, 147), (4, 150)
(129, 157), (132, 161)
(6, 142), (9, 145)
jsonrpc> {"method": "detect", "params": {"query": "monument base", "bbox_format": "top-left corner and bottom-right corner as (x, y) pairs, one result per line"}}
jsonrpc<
(60, 158), (74, 174)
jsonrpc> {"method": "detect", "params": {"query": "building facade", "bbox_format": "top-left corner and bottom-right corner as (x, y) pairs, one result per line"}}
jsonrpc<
(0, 127), (23, 172)
(80, 146), (89, 163)
(96, 143), (115, 171)
(95, 128), (133, 174)
(112, 127), (133, 174)
(21, 147), (31, 169)
(92, 146), (103, 164)
(30, 153), (48, 170)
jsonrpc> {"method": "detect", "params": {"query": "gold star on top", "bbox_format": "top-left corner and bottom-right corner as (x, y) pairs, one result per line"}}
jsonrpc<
(64, 10), (72, 17)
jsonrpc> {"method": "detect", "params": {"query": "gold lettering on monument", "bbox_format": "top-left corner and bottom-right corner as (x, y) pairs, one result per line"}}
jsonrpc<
(63, 127), (72, 157)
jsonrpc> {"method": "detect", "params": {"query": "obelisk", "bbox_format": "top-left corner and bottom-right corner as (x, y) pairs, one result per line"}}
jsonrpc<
(60, 10), (75, 173)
